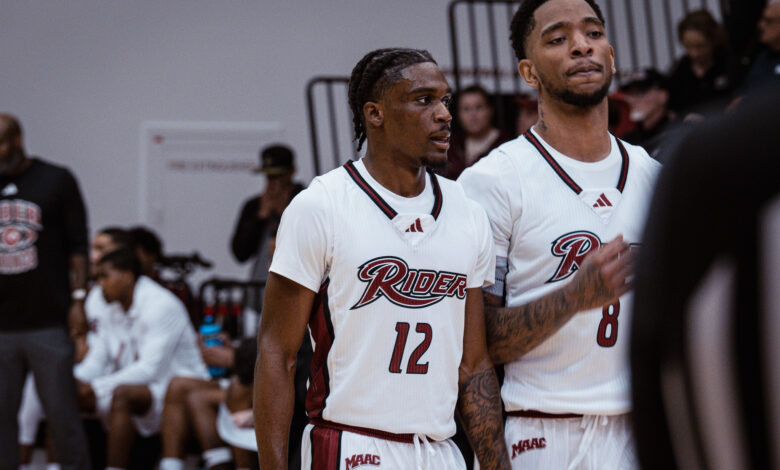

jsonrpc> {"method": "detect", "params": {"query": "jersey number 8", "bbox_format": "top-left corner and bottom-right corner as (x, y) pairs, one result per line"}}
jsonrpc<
(597, 300), (620, 347)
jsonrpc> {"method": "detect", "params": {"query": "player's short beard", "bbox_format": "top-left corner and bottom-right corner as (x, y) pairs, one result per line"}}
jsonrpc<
(540, 69), (613, 109)
(421, 156), (447, 171)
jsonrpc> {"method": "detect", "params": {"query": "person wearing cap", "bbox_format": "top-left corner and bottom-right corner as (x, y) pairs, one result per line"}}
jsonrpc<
(618, 69), (675, 159)
(230, 144), (304, 302)
(229, 144), (310, 469)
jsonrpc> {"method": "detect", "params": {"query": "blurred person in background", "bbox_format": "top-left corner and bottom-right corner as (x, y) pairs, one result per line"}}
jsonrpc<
(739, 0), (780, 95)
(74, 248), (209, 470)
(632, 88), (780, 470)
(667, 9), (735, 119)
(0, 113), (91, 470)
(230, 144), (304, 312)
(618, 69), (675, 159)
(17, 226), (133, 470)
(129, 225), (163, 282)
(444, 84), (511, 179)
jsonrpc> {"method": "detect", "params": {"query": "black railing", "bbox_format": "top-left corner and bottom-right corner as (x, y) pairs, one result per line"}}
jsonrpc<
(305, 76), (356, 176)
(447, 0), (727, 93)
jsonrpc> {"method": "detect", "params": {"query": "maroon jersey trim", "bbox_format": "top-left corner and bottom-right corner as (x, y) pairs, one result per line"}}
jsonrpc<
(343, 161), (444, 220)
(523, 131), (631, 194)
(306, 280), (333, 419)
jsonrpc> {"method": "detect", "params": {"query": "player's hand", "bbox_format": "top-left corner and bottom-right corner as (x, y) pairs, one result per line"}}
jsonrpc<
(198, 335), (236, 368)
(230, 409), (254, 428)
(68, 301), (88, 339)
(76, 380), (96, 412)
(563, 234), (634, 312)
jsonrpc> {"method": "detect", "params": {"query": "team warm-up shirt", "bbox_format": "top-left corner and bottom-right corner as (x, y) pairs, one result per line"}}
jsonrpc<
(459, 130), (660, 415)
(75, 276), (209, 414)
(270, 159), (495, 441)
(0, 158), (88, 331)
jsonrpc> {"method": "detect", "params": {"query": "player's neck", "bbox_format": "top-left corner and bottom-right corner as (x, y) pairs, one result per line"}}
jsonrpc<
(119, 283), (136, 312)
(362, 148), (427, 198)
(534, 97), (611, 162)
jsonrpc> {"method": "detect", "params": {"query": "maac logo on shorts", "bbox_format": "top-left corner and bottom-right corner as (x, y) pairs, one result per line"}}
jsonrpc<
(547, 231), (601, 283)
(345, 453), (380, 469)
(511, 437), (547, 458)
(351, 256), (467, 310)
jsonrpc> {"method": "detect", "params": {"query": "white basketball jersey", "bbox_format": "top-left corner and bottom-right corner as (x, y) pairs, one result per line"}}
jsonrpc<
(460, 130), (660, 415)
(270, 160), (494, 441)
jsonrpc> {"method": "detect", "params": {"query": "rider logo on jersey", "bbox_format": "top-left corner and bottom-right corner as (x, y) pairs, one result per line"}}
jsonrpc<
(547, 231), (602, 283)
(351, 256), (467, 310)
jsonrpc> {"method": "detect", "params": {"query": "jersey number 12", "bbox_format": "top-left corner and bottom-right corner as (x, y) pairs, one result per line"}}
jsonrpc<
(389, 322), (432, 374)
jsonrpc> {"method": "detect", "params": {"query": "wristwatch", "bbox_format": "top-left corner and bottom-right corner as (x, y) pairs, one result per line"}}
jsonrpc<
(71, 288), (87, 301)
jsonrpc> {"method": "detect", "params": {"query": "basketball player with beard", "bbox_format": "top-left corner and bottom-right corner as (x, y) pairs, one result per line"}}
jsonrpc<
(459, 1), (660, 468)
(254, 48), (510, 469)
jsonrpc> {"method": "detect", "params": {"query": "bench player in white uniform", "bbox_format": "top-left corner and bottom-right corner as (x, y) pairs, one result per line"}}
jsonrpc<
(460, 1), (660, 469)
(74, 248), (209, 470)
(254, 48), (510, 470)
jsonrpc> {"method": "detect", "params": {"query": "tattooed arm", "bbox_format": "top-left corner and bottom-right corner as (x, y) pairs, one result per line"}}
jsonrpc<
(486, 235), (634, 365)
(458, 287), (510, 469)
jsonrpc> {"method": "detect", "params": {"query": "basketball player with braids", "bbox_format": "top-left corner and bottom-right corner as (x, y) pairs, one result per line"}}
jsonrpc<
(254, 48), (510, 469)
(459, 0), (660, 468)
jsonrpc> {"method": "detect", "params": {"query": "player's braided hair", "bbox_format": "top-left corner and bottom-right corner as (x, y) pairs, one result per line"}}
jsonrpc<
(348, 48), (436, 151)
(510, 0), (606, 61)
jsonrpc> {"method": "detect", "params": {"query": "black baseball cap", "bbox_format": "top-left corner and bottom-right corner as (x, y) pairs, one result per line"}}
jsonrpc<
(619, 69), (668, 93)
(253, 144), (295, 175)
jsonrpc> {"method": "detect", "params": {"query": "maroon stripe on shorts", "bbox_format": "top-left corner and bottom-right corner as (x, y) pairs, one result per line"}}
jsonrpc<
(310, 425), (342, 470)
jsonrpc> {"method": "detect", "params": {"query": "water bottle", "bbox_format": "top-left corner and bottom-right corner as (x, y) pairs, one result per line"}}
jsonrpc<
(199, 315), (226, 378)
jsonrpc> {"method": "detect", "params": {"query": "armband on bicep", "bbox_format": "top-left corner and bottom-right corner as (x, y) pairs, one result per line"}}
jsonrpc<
(483, 256), (507, 300)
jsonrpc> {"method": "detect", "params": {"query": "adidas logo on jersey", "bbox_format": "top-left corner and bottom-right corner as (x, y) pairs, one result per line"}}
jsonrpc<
(345, 453), (380, 470)
(351, 256), (467, 310)
(404, 217), (424, 233)
(511, 437), (547, 458)
(593, 192), (613, 207)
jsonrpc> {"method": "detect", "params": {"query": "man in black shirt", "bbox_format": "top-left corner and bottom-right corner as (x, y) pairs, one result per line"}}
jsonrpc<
(230, 144), (304, 308)
(0, 114), (91, 470)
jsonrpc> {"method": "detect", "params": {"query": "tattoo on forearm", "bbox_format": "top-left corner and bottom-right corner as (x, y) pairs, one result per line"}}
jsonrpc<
(485, 253), (616, 364)
(458, 368), (510, 470)
(485, 289), (574, 364)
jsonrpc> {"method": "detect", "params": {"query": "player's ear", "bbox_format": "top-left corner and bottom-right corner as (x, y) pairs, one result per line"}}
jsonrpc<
(518, 59), (540, 90)
(363, 101), (384, 128)
(609, 45), (616, 75)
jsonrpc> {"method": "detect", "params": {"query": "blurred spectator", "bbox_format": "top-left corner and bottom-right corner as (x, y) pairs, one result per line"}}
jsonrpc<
(17, 226), (134, 469)
(632, 88), (780, 470)
(159, 337), (254, 470)
(444, 84), (511, 179)
(514, 93), (539, 136)
(618, 69), (674, 158)
(90, 227), (134, 278)
(169, 343), (257, 470)
(667, 10), (735, 118)
(739, 0), (780, 95)
(0, 113), (91, 470)
(74, 248), (209, 470)
(129, 225), (163, 281)
(230, 144), (304, 311)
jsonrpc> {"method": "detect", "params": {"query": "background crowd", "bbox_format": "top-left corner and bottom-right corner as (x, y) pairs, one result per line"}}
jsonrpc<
(0, 1), (778, 469)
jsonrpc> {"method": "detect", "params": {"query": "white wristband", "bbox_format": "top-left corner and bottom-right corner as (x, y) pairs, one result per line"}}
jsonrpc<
(71, 288), (87, 300)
